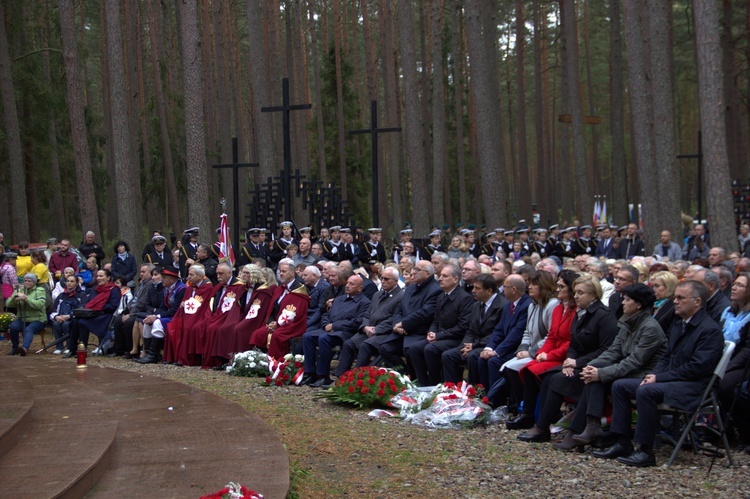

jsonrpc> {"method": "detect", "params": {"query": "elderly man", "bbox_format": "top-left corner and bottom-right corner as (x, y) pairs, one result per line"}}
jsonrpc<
(406, 264), (474, 386)
(336, 267), (404, 371)
(135, 266), (187, 364)
(378, 261), (442, 375)
(537, 258), (561, 279)
(431, 252), (449, 278)
(301, 275), (371, 387)
(111, 263), (155, 357)
(303, 265), (328, 329)
(461, 259), (481, 294)
(473, 274), (532, 405)
(652, 230), (682, 261)
(201, 263), (247, 369)
(248, 261), (310, 358)
(594, 280), (723, 467)
(79, 231), (106, 268)
(186, 244), (218, 285)
(588, 258), (615, 307)
(694, 268), (730, 325)
(169, 264), (217, 365)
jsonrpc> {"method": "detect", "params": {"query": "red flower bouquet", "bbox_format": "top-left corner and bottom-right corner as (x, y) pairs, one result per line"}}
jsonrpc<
(318, 367), (414, 408)
(200, 482), (263, 499)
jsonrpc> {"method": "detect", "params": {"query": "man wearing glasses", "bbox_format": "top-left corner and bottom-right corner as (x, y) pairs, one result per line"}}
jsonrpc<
(609, 264), (639, 319)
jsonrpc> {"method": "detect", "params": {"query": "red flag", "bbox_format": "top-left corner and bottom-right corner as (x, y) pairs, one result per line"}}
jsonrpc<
(219, 213), (235, 265)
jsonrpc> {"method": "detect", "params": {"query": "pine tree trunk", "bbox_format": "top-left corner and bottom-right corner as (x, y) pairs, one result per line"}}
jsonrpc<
(431, 0), (446, 224)
(583, 0), (600, 194)
(693, 0), (736, 251)
(308, 0), (327, 183)
(146, 0), (181, 233)
(214, 0), (233, 221)
(609, 0), (628, 227)
(465, 0), (507, 226)
(99, 1), (119, 240)
(515, 0), (531, 221)
(561, 0), (591, 222)
(451, 0), (467, 224)
(721, 0), (747, 180)
(180, 0), (211, 235)
(398, 0), (430, 235)
(333, 0), (349, 202)
(58, 0), (100, 239)
(123, 0), (143, 230)
(532, 0), (546, 216)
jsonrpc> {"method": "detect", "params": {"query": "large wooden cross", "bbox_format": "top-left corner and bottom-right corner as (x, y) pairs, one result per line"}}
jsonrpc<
(261, 78), (311, 221)
(211, 137), (259, 253)
(348, 100), (401, 228)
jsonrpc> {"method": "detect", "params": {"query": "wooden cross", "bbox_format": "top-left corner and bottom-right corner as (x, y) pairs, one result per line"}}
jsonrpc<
(348, 100), (401, 228)
(261, 77), (311, 221)
(211, 137), (259, 253)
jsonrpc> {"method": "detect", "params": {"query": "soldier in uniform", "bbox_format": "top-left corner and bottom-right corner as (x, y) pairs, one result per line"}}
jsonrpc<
(341, 228), (359, 265)
(298, 226), (314, 244)
(237, 228), (271, 267)
(269, 221), (299, 268)
(358, 228), (387, 265)
(547, 224), (560, 248)
(323, 225), (348, 262)
(500, 230), (515, 256)
(479, 231), (496, 257)
(421, 229), (446, 261)
(466, 230), (481, 258)
(516, 228), (531, 256)
(530, 229), (551, 257)
(143, 235), (171, 268)
(573, 224), (597, 256)
(553, 227), (576, 259)
(179, 227), (200, 277)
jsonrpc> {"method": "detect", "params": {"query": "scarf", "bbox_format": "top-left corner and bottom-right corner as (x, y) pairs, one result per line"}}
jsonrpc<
(721, 307), (750, 343)
(654, 298), (669, 310)
(118, 252), (128, 261)
(85, 282), (116, 311)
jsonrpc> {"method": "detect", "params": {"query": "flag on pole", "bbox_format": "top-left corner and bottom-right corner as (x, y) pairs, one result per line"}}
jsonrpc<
(601, 198), (607, 224)
(219, 213), (235, 265)
(593, 197), (601, 226)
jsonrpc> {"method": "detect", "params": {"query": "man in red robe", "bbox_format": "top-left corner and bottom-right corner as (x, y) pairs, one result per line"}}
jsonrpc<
(201, 262), (246, 368)
(165, 264), (215, 365)
(249, 261), (310, 359)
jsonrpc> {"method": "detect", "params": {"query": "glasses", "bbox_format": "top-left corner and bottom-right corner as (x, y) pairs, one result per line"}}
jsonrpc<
(613, 276), (632, 282)
(673, 294), (696, 301)
(381, 277), (393, 281)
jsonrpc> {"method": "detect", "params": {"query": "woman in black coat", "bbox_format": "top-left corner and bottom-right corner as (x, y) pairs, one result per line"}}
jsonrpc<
(517, 274), (618, 443)
(111, 240), (137, 284)
(650, 271), (678, 336)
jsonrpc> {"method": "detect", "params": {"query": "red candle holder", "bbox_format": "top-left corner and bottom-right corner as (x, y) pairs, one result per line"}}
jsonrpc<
(76, 342), (87, 369)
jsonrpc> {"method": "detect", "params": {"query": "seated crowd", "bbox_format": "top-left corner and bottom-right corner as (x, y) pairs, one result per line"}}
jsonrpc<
(2, 222), (750, 467)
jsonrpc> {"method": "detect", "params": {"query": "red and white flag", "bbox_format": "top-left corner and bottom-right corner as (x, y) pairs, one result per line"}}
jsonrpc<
(219, 213), (235, 265)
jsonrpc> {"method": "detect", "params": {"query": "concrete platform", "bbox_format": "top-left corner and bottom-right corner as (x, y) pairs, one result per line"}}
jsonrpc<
(0, 356), (289, 498)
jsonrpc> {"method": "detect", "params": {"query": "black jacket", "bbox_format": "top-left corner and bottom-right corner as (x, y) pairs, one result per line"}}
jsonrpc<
(568, 300), (619, 368)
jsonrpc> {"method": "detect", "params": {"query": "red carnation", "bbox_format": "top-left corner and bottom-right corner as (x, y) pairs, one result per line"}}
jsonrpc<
(265, 376), (272, 384)
(376, 389), (385, 397)
(368, 377), (376, 385)
(348, 386), (356, 393)
(361, 386), (370, 394)
(356, 379), (364, 387)
(275, 379), (284, 386)
(482, 396), (490, 405)
(379, 381), (387, 388)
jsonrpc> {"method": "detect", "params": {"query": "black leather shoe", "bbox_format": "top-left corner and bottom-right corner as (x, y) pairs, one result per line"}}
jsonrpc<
(617, 450), (656, 467)
(517, 428), (551, 443)
(63, 350), (74, 358)
(310, 376), (333, 388)
(506, 414), (536, 430)
(298, 374), (316, 386)
(593, 442), (634, 460)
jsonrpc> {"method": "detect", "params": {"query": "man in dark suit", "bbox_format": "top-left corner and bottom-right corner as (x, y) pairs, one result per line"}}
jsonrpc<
(695, 268), (730, 325)
(618, 223), (645, 259)
(237, 228), (271, 267)
(609, 264), (639, 319)
(302, 265), (328, 330)
(379, 261), (442, 375)
(595, 280), (724, 467)
(442, 274), (507, 383)
(473, 274), (532, 404)
(595, 225), (617, 259)
(301, 274), (371, 387)
(143, 235), (171, 268)
(406, 264), (475, 386)
(336, 266), (404, 374)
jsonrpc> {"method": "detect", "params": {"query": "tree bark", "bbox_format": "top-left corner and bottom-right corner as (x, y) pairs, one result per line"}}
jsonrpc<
(398, 0), (430, 235)
(561, 0), (591, 222)
(247, 0), (277, 182)
(692, 0), (736, 251)
(532, 0), (546, 217)
(465, 0), (507, 226)
(58, 0), (100, 239)
(99, 0), (119, 240)
(308, 0), (327, 183)
(583, 0), (600, 194)
(180, 0), (211, 235)
(333, 0), (348, 202)
(721, 0), (747, 180)
(451, 0), (467, 224)
(41, 31), (66, 235)
(430, 0), (446, 224)
(515, 0), (531, 221)
(609, 0), (628, 228)
(123, 0), (143, 228)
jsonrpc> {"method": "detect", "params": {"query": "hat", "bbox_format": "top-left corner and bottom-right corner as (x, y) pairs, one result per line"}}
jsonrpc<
(459, 228), (468, 235)
(368, 228), (382, 233)
(494, 228), (505, 233)
(518, 219), (527, 226)
(330, 225), (342, 232)
(548, 224), (559, 231)
(516, 228), (529, 234)
(184, 227), (200, 236)
(580, 225), (592, 231)
(23, 273), (38, 283)
(503, 230), (514, 236)
(247, 228), (262, 236)
(596, 224), (607, 231)
(299, 226), (311, 233)
(428, 229), (441, 238)
(2, 252), (17, 259)
(618, 225), (628, 232)
(161, 266), (180, 278)
(152, 235), (167, 244)
(400, 229), (412, 235)
(486, 231), (496, 237)
(46, 237), (58, 245)
(621, 283), (656, 310)
(340, 227), (351, 233)
(279, 221), (293, 229)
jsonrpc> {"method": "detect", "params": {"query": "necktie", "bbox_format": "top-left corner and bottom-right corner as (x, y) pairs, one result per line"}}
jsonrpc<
(480, 304), (486, 319)
(510, 302), (516, 315)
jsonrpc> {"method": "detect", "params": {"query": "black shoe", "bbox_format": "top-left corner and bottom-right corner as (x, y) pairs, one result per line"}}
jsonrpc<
(617, 450), (656, 467)
(298, 374), (317, 386)
(506, 414), (536, 430)
(212, 363), (228, 371)
(63, 350), (74, 358)
(593, 442), (634, 460)
(310, 376), (333, 388)
(517, 428), (551, 443)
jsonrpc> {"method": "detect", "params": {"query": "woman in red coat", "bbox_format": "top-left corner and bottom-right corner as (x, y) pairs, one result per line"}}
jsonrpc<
(506, 270), (579, 429)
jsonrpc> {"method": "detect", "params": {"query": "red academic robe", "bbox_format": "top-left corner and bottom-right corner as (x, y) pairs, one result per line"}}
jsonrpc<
(165, 279), (215, 365)
(249, 284), (310, 359)
(224, 284), (276, 357)
(201, 279), (247, 368)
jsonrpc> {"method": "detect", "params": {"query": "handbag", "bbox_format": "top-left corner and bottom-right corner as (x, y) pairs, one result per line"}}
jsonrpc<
(73, 307), (102, 318)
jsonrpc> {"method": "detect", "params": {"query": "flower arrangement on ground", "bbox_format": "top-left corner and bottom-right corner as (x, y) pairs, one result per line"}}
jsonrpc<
(318, 366), (414, 408)
(263, 353), (305, 386)
(390, 380), (492, 428)
(199, 482), (263, 499)
(0, 312), (16, 332)
(226, 350), (272, 377)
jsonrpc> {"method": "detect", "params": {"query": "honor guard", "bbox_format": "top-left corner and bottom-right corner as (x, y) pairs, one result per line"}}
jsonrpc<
(237, 228), (271, 267)
(269, 221), (299, 268)
(358, 228), (387, 265)
(421, 229), (446, 260)
(573, 225), (597, 255)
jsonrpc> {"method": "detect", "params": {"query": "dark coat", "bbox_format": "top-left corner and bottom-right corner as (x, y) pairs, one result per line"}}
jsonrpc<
(78, 241), (106, 267)
(143, 248), (170, 268)
(431, 287), (475, 344)
(362, 277), (378, 300)
(653, 299), (677, 337)
(322, 292), (371, 341)
(705, 290), (731, 326)
(361, 285), (404, 335)
(618, 236), (645, 259)
(358, 241), (387, 265)
(595, 238), (618, 259)
(111, 253), (137, 283)
(387, 278), (442, 348)
(568, 300), (619, 368)
(654, 308), (724, 411)
(306, 279), (329, 329)
(77, 287), (120, 338)
(460, 293), (508, 348)
(486, 293), (532, 361)
(237, 242), (270, 267)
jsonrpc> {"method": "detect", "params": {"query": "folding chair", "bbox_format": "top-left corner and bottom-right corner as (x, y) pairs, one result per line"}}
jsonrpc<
(657, 340), (736, 467)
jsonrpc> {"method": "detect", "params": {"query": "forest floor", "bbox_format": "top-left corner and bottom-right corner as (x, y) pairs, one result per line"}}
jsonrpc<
(12, 336), (750, 499)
